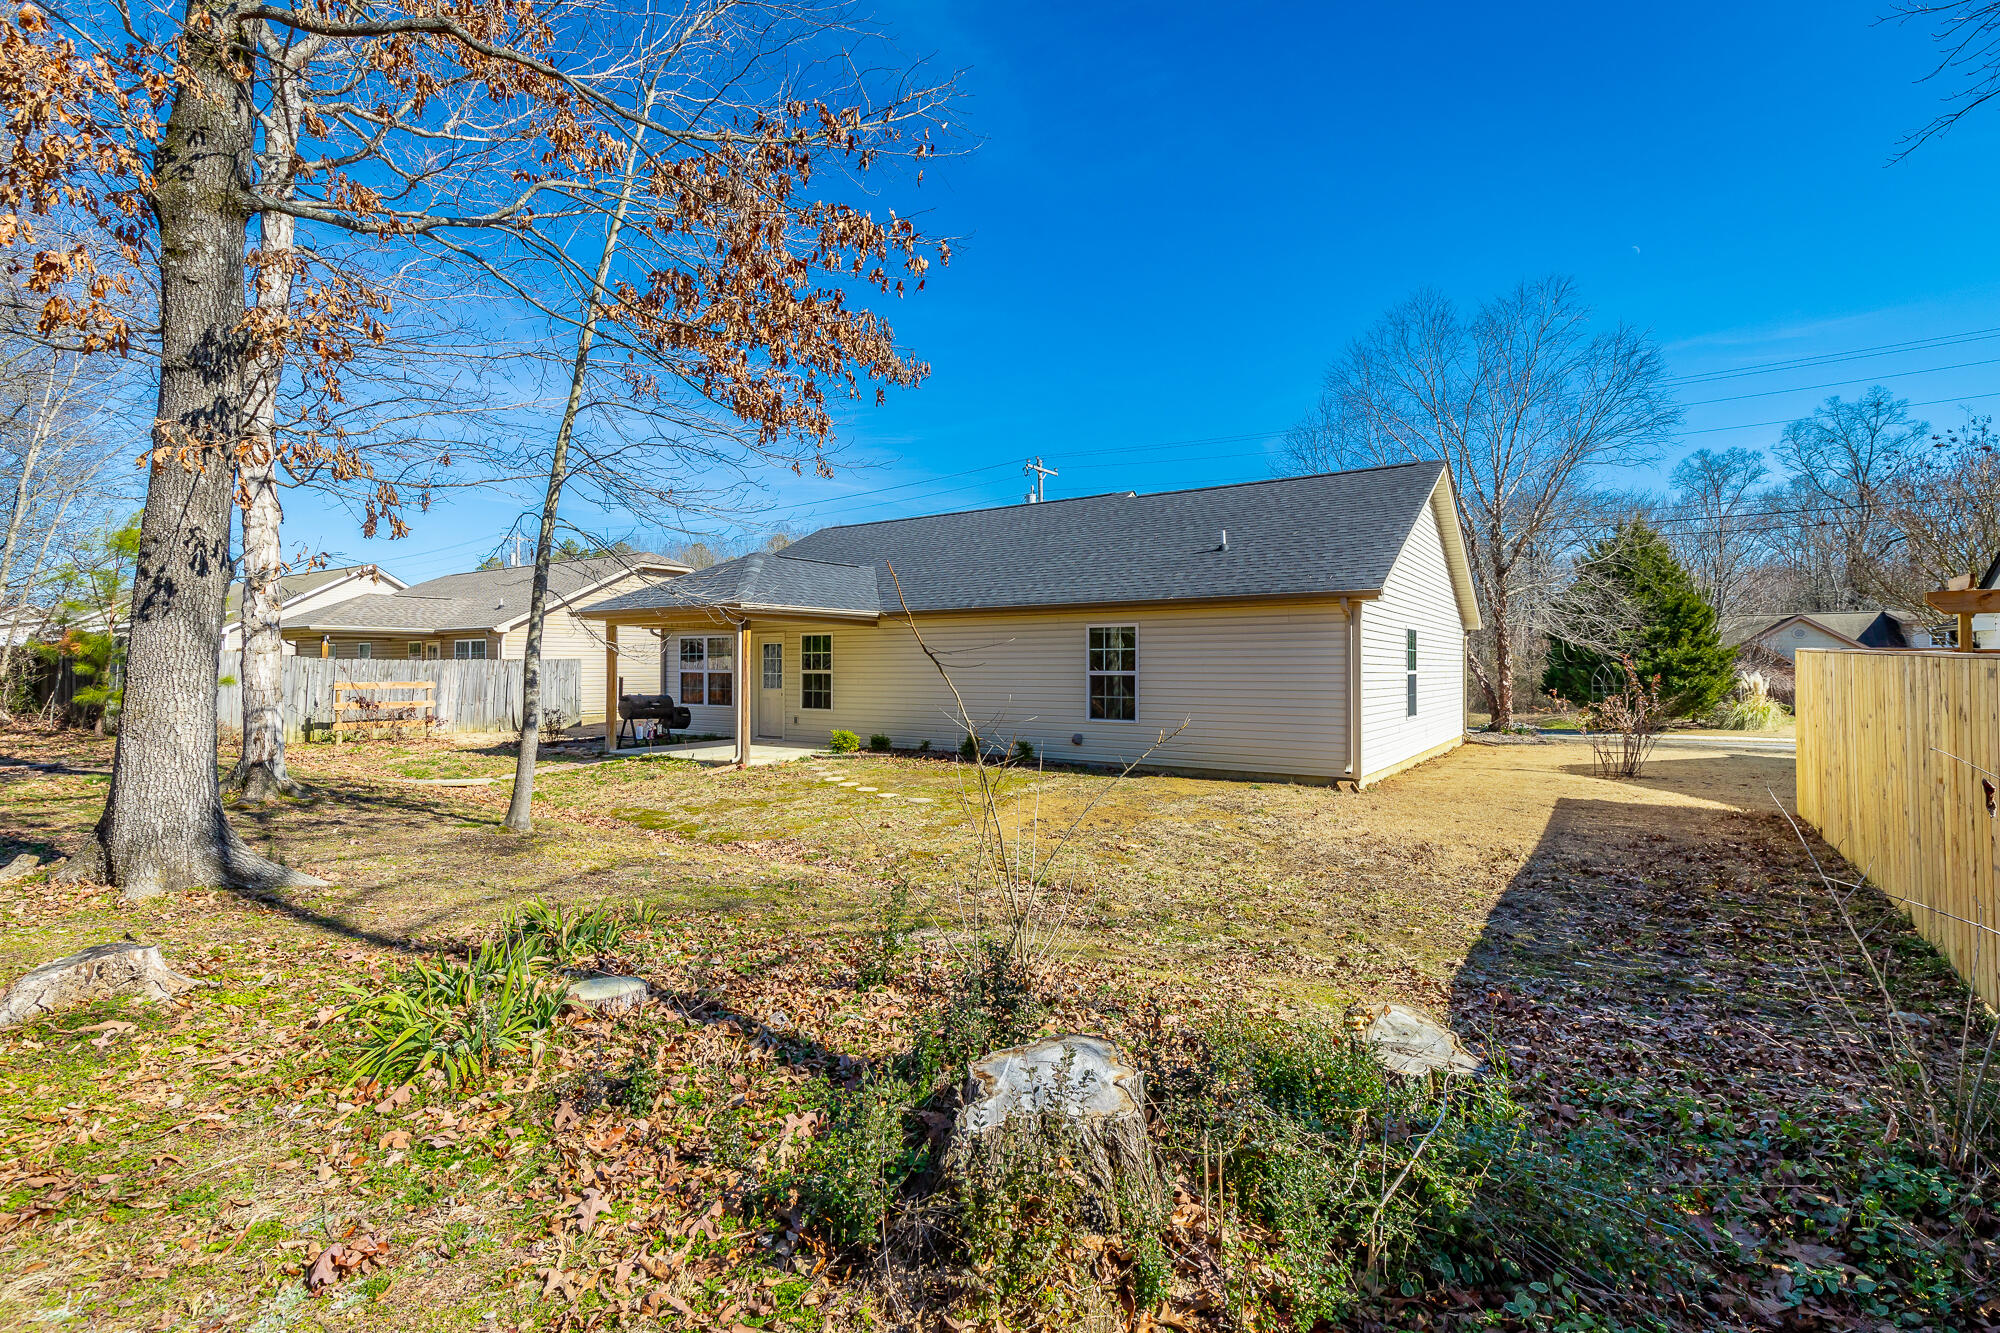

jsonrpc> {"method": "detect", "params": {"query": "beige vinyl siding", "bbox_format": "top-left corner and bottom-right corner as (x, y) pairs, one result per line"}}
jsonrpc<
(1750, 623), (1859, 661)
(1357, 494), (1466, 780)
(222, 569), (401, 657)
(497, 572), (668, 723)
(666, 600), (1353, 779)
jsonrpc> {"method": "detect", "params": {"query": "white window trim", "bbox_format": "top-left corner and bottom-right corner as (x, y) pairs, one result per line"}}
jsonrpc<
(676, 634), (736, 707)
(453, 638), (486, 660)
(799, 633), (833, 710)
(1405, 628), (1418, 717)
(406, 641), (423, 660)
(356, 641), (373, 659)
(1085, 623), (1139, 722)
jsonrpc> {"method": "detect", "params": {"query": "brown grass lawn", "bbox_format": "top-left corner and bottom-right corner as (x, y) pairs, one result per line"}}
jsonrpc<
(0, 727), (1984, 1330)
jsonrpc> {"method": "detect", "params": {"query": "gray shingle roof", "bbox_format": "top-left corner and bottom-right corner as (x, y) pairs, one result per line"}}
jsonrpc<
(224, 564), (386, 621)
(297, 552), (681, 633)
(1721, 610), (1912, 649)
(583, 462), (1449, 619)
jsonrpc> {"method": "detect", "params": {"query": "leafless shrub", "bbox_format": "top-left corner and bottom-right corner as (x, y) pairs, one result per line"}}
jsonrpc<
(1582, 659), (1663, 779)
(886, 565), (1187, 977)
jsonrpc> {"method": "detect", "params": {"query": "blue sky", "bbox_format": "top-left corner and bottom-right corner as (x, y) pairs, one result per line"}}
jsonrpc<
(287, 1), (2000, 582)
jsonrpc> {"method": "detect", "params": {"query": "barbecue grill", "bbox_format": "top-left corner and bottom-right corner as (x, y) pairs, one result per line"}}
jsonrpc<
(617, 692), (692, 747)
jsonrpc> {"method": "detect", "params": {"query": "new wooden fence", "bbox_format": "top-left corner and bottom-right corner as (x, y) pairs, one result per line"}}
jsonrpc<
(1796, 648), (2000, 1007)
(216, 657), (582, 742)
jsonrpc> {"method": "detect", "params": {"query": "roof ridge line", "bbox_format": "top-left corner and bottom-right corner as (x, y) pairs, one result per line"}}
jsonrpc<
(806, 459), (1446, 533)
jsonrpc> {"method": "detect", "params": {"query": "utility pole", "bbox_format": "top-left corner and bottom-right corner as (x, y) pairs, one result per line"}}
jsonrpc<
(1023, 456), (1058, 504)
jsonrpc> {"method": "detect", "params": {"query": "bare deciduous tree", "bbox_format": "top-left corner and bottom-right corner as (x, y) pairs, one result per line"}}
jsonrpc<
(1284, 277), (1681, 728)
(1663, 446), (1769, 616)
(4, 0), (955, 895)
(1770, 387), (1926, 608)
(1855, 415), (2000, 613)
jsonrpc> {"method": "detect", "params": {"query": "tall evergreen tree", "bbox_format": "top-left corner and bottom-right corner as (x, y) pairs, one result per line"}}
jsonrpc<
(1543, 520), (1736, 718)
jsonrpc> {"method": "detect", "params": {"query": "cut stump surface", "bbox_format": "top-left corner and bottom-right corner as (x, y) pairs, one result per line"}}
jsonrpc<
(0, 941), (198, 1028)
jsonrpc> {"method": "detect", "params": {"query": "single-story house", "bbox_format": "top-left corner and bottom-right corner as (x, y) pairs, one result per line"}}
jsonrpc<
(578, 461), (1480, 786)
(282, 552), (690, 723)
(219, 563), (406, 657)
(1721, 610), (1929, 661)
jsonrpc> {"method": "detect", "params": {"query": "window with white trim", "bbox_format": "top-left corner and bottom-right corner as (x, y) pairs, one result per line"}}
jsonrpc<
(1405, 629), (1418, 716)
(453, 638), (486, 660)
(1087, 626), (1137, 721)
(678, 635), (734, 706)
(356, 641), (373, 659)
(407, 641), (423, 659)
(800, 634), (832, 710)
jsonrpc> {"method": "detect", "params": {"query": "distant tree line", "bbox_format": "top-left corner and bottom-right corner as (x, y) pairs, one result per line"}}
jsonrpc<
(1287, 278), (2000, 727)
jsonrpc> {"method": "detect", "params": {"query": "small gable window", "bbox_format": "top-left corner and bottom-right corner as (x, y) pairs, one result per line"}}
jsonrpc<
(1088, 626), (1137, 721)
(356, 641), (373, 660)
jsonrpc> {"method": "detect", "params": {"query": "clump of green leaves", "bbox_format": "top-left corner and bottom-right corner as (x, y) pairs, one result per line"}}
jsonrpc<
(952, 1107), (1090, 1305)
(760, 1074), (922, 1251)
(867, 732), (892, 751)
(828, 729), (861, 753)
(901, 940), (1046, 1093)
(506, 898), (626, 963)
(344, 938), (561, 1092)
(857, 880), (914, 989)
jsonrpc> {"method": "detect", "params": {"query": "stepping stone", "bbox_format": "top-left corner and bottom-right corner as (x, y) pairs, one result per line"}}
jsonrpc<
(839, 781), (861, 788)
(857, 786), (878, 792)
(563, 975), (651, 1014)
(820, 776), (844, 783)
(876, 792), (900, 799)
(905, 796), (934, 804)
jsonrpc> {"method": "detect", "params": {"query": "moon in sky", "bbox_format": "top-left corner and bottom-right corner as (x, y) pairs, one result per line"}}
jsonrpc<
(1631, 245), (1642, 256)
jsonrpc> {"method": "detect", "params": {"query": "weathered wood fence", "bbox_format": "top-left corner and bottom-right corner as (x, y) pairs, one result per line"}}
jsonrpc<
(216, 657), (582, 742)
(1796, 648), (2000, 1007)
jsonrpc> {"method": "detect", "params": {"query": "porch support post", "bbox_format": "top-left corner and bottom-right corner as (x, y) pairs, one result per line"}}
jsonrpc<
(734, 620), (751, 766)
(1960, 611), (1976, 653)
(603, 621), (619, 754)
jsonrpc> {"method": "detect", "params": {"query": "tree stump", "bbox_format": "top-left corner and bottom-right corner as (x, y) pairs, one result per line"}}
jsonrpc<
(0, 942), (198, 1028)
(562, 974), (651, 1014)
(946, 1034), (1160, 1229)
(1346, 1002), (1482, 1077)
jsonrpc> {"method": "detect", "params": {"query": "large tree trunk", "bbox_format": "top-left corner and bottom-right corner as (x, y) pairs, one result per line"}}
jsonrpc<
(1488, 563), (1514, 730)
(227, 141), (304, 801)
(59, 2), (318, 899)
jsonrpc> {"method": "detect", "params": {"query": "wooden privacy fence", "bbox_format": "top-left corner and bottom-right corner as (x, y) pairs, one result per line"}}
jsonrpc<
(216, 657), (582, 742)
(1796, 648), (2000, 1007)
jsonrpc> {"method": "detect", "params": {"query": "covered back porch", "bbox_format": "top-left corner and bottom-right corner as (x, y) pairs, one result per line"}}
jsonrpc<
(585, 602), (880, 766)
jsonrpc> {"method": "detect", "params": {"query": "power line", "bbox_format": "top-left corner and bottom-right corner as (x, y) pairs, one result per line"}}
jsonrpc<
(1663, 325), (2000, 386)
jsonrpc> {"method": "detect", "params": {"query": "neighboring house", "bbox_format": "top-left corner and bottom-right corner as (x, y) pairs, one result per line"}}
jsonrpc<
(1979, 552), (2000, 650)
(579, 461), (1480, 786)
(283, 553), (691, 723)
(1721, 610), (1926, 662)
(218, 564), (406, 658)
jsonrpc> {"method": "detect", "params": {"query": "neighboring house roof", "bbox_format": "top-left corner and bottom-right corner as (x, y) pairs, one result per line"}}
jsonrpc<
(223, 563), (406, 622)
(291, 553), (687, 635)
(1981, 551), (1999, 589)
(582, 461), (1479, 624)
(1721, 610), (1912, 650)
